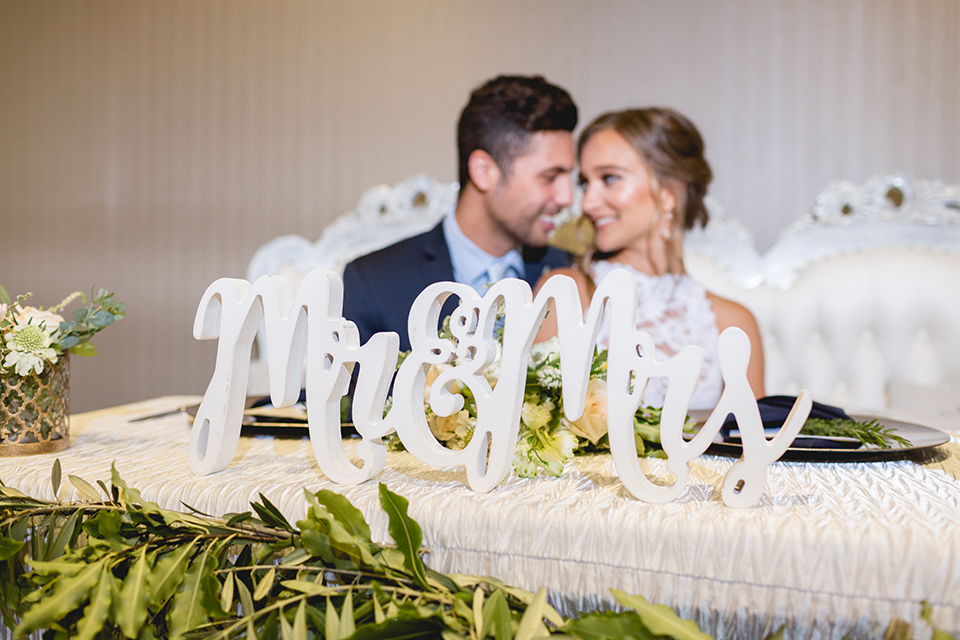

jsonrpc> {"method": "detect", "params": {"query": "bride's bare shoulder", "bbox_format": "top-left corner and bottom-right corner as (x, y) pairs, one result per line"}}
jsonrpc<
(705, 292), (759, 331)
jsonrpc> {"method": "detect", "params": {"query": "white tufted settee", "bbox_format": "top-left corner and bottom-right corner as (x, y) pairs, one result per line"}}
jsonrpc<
(685, 174), (960, 430)
(248, 174), (960, 431)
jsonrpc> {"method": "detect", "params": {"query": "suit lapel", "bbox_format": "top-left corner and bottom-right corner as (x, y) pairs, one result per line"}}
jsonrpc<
(421, 222), (455, 284)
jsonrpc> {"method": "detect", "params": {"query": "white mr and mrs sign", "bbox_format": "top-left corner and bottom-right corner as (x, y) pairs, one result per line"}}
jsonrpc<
(190, 269), (811, 508)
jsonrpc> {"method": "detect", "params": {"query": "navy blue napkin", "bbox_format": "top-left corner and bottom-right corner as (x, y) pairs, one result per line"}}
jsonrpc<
(720, 395), (858, 449)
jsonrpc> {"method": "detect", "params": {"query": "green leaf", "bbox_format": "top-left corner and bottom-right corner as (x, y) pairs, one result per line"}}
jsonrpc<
(473, 587), (485, 639)
(377, 484), (428, 588)
(563, 610), (659, 640)
(611, 589), (712, 640)
(169, 549), (222, 639)
(515, 587), (548, 640)
(89, 310), (115, 328)
(68, 475), (103, 502)
(220, 570), (235, 614)
(46, 508), (82, 561)
(58, 334), (79, 349)
(0, 539), (24, 561)
(237, 575), (255, 618)
(293, 600), (307, 640)
(325, 596), (340, 640)
(340, 588), (356, 639)
(0, 285), (9, 305)
(147, 538), (196, 604)
(300, 527), (335, 564)
(17, 559), (104, 636)
(117, 546), (150, 638)
(347, 618), (446, 640)
(481, 590), (513, 640)
(51, 459), (62, 497)
(373, 590), (386, 624)
(224, 511), (253, 527)
(69, 341), (98, 357)
(310, 489), (371, 541)
(253, 566), (276, 601)
(74, 565), (113, 640)
(280, 608), (294, 640)
(252, 493), (294, 531)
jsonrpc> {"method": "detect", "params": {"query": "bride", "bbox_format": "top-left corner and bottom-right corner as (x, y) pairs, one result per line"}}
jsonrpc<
(535, 107), (765, 409)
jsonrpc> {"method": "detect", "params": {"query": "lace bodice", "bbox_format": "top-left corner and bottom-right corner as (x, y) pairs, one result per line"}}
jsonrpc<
(591, 260), (723, 410)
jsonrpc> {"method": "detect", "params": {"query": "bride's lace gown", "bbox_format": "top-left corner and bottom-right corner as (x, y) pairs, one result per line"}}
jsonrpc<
(591, 260), (723, 410)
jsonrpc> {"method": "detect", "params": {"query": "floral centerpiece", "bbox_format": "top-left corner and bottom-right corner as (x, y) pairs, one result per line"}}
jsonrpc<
(388, 316), (694, 477)
(0, 285), (125, 454)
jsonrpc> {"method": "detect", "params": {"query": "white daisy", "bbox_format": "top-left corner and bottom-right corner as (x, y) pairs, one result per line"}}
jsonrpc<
(3, 322), (58, 376)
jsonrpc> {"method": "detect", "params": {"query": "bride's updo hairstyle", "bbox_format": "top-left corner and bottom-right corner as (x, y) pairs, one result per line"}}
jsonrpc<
(577, 108), (712, 231)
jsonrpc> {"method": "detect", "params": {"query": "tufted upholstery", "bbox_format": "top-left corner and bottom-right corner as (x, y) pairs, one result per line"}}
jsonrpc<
(686, 175), (960, 429)
(688, 250), (960, 414)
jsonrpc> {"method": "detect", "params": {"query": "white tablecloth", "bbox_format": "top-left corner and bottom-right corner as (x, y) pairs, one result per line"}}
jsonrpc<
(2, 396), (959, 640)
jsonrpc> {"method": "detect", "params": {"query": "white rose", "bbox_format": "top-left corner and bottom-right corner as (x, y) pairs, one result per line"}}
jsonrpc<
(428, 409), (472, 447)
(566, 378), (608, 444)
(14, 306), (64, 339)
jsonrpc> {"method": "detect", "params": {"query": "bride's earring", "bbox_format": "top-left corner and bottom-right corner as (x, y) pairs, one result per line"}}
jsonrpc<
(660, 208), (674, 241)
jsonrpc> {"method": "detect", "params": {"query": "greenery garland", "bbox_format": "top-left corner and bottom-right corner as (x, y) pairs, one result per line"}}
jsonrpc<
(0, 463), (953, 639)
(0, 462), (713, 640)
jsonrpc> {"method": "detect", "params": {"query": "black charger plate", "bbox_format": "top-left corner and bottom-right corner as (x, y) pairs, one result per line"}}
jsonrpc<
(688, 412), (950, 462)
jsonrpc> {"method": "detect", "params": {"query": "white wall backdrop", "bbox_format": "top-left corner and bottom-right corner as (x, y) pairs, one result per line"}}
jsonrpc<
(1, 0), (958, 411)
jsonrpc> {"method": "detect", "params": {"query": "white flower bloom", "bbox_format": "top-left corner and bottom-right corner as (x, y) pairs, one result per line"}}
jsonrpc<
(529, 337), (560, 365)
(537, 426), (578, 465)
(13, 306), (64, 340)
(428, 409), (473, 448)
(3, 322), (58, 376)
(536, 364), (563, 390)
(512, 438), (540, 478)
(565, 377), (608, 444)
(0, 303), (8, 320)
(513, 422), (577, 478)
(521, 396), (554, 430)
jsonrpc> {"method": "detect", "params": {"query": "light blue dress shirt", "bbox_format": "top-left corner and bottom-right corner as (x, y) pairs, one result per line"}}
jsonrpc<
(442, 210), (525, 294)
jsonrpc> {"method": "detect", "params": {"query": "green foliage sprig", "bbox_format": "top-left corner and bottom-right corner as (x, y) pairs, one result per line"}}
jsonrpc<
(0, 463), (713, 640)
(800, 417), (911, 449)
(55, 289), (127, 357)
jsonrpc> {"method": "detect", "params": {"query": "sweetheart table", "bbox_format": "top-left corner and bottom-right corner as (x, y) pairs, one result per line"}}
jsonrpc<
(1, 396), (958, 640)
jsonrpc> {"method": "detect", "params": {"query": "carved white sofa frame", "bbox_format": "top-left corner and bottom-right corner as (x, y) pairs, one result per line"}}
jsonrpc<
(247, 173), (960, 431)
(685, 174), (960, 430)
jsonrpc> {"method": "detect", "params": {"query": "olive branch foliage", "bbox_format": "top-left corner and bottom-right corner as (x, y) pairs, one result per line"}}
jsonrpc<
(0, 462), (712, 640)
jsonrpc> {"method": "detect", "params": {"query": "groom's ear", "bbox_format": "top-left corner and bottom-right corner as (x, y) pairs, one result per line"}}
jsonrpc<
(467, 149), (501, 193)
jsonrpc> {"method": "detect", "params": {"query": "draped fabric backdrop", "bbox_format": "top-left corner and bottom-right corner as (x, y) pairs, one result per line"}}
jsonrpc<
(1, 0), (958, 412)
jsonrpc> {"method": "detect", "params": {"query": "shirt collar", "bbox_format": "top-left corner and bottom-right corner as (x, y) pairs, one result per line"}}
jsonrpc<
(443, 210), (524, 293)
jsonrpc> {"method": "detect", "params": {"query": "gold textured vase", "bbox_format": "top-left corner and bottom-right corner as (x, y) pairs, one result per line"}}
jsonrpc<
(0, 354), (70, 455)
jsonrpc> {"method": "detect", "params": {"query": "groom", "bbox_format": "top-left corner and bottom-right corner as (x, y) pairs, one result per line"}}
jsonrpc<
(341, 75), (578, 351)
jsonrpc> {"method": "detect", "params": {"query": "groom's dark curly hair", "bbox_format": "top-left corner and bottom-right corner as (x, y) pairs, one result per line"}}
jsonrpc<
(457, 75), (578, 192)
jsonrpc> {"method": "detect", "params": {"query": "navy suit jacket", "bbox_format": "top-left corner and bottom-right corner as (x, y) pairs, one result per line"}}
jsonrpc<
(341, 222), (570, 352)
